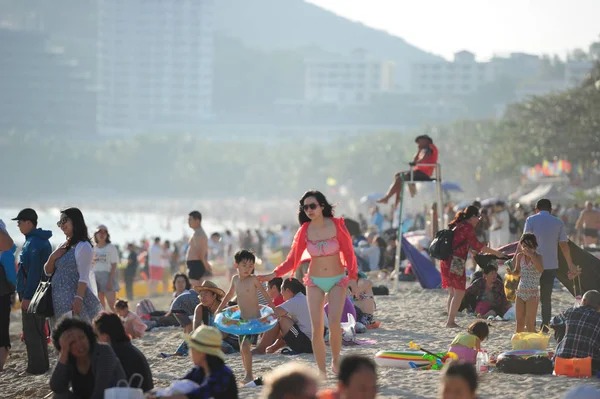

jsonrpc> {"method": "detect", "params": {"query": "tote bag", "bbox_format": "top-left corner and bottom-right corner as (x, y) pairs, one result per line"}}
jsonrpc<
(104, 374), (144, 399)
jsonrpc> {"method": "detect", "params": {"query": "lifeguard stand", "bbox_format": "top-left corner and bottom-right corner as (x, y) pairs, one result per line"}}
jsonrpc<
(393, 163), (444, 293)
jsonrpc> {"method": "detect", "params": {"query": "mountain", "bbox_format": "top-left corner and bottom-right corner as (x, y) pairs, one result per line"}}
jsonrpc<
(213, 0), (441, 81)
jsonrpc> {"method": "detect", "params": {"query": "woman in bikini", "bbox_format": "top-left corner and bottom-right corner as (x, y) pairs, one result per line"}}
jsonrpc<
(260, 190), (358, 376)
(507, 233), (543, 333)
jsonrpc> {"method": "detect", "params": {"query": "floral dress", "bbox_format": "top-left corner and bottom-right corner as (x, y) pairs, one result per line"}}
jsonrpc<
(440, 221), (485, 290)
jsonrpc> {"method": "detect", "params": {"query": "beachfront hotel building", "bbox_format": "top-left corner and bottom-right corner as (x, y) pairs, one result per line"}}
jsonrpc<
(410, 50), (495, 95)
(97, 0), (215, 136)
(304, 49), (396, 106)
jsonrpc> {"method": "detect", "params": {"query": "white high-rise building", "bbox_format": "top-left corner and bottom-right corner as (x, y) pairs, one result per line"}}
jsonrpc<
(97, 0), (214, 136)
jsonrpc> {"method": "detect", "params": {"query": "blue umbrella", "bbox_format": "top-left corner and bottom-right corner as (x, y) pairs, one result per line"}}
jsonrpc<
(441, 182), (463, 192)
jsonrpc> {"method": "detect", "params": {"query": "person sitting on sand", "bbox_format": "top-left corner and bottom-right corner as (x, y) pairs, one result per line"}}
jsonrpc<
(253, 278), (319, 355)
(463, 263), (511, 319)
(553, 290), (600, 375)
(317, 355), (377, 399)
(351, 272), (380, 329)
(440, 361), (479, 399)
(50, 317), (126, 399)
(93, 312), (154, 392)
(115, 299), (147, 339)
(149, 326), (238, 399)
(217, 250), (275, 384)
(267, 277), (285, 306)
(261, 362), (320, 399)
(448, 320), (489, 363)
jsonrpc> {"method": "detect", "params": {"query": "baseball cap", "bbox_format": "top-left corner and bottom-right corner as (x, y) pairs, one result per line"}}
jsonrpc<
(11, 208), (38, 223)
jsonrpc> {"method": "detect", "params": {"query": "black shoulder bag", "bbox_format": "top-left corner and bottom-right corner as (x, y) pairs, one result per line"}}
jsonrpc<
(28, 266), (55, 317)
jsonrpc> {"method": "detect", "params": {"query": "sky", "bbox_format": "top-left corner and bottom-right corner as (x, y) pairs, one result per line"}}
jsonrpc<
(307, 0), (600, 61)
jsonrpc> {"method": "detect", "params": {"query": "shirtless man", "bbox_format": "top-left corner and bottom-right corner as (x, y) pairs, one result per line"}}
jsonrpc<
(186, 211), (211, 287)
(576, 201), (600, 246)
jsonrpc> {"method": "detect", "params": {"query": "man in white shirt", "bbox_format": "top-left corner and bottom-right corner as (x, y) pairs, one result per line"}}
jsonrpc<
(279, 226), (293, 259)
(148, 237), (163, 295)
(489, 201), (510, 249)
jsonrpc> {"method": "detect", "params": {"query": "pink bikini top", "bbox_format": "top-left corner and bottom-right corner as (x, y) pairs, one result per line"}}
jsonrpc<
(306, 236), (340, 257)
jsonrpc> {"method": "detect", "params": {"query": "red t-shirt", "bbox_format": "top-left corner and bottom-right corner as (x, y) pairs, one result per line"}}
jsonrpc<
(273, 295), (285, 306)
(413, 143), (439, 177)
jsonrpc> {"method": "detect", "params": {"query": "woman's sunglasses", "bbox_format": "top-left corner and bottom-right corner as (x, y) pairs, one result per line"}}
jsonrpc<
(303, 203), (319, 211)
(57, 217), (69, 227)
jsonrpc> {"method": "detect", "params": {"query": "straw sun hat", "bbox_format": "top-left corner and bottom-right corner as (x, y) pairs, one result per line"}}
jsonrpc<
(183, 325), (225, 361)
(193, 280), (225, 301)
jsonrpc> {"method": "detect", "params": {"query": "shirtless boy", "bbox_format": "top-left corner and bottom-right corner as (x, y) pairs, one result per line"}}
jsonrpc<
(576, 201), (600, 246)
(217, 250), (274, 384)
(186, 211), (212, 287)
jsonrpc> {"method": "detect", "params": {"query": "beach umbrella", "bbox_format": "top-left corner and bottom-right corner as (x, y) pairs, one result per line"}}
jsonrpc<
(441, 181), (463, 192)
(359, 192), (385, 204)
(481, 198), (501, 207)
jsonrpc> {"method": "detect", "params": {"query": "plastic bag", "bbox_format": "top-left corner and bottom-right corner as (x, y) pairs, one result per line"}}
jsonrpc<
(504, 274), (519, 303)
(341, 313), (356, 343)
(104, 374), (144, 399)
(503, 305), (516, 321)
(511, 330), (550, 350)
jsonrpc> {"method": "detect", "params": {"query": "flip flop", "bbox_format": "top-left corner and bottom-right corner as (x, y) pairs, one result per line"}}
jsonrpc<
(280, 348), (299, 355)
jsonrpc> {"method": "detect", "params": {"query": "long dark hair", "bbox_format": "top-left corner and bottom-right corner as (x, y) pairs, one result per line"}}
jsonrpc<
(93, 312), (131, 344)
(61, 207), (92, 251)
(206, 354), (225, 373)
(448, 205), (479, 229)
(298, 190), (334, 225)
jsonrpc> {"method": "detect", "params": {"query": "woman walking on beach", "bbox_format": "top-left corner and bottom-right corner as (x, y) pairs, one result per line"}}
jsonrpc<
(45, 208), (103, 326)
(92, 224), (120, 311)
(442, 206), (505, 328)
(260, 190), (358, 376)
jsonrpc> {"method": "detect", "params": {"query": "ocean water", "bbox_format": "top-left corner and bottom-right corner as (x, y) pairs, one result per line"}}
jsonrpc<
(0, 207), (225, 247)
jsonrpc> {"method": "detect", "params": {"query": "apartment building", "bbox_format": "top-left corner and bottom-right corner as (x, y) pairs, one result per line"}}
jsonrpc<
(410, 51), (495, 96)
(304, 49), (395, 106)
(97, 0), (215, 136)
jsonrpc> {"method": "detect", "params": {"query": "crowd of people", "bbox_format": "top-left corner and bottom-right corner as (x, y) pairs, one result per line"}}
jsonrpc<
(1, 180), (600, 397)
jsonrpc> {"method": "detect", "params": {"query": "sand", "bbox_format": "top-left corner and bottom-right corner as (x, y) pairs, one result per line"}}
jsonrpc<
(2, 280), (600, 399)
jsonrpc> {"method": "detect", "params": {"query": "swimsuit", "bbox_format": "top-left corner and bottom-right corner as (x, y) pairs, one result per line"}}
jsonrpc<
(304, 235), (349, 292)
(583, 228), (599, 238)
(186, 259), (206, 280)
(516, 256), (541, 301)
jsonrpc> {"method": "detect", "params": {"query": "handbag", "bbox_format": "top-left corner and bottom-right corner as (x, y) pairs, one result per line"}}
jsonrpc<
(28, 271), (54, 317)
(104, 374), (144, 399)
(449, 256), (466, 276)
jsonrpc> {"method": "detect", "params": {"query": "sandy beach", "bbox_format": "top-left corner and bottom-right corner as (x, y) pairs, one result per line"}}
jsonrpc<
(2, 279), (600, 399)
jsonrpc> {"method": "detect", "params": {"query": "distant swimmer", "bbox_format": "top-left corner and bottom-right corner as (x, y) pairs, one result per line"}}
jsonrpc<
(186, 211), (211, 287)
(576, 201), (600, 246)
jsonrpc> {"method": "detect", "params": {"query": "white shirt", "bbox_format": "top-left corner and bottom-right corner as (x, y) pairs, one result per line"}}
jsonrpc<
(92, 243), (119, 273)
(162, 248), (172, 269)
(491, 210), (510, 235)
(279, 229), (293, 247)
(47, 241), (93, 285)
(148, 244), (163, 267)
(280, 293), (324, 337)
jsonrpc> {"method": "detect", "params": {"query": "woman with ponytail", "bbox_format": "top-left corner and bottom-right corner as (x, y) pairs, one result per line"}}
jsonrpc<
(442, 206), (505, 328)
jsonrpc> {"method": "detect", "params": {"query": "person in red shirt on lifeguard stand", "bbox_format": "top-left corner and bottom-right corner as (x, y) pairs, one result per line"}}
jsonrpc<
(377, 134), (438, 209)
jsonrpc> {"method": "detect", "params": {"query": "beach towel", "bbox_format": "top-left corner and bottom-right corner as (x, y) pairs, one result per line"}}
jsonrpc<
(401, 236), (442, 289)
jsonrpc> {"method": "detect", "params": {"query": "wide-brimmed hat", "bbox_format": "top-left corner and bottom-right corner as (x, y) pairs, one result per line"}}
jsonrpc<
(194, 280), (225, 301)
(183, 325), (225, 361)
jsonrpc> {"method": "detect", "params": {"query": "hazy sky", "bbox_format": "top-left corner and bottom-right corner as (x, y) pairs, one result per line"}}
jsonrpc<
(307, 0), (600, 61)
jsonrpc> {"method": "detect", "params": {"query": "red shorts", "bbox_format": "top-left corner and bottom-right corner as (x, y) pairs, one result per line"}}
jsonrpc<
(440, 259), (466, 290)
(149, 266), (164, 281)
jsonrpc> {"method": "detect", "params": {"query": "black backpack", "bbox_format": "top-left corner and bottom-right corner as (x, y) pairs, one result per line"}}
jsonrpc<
(429, 229), (466, 260)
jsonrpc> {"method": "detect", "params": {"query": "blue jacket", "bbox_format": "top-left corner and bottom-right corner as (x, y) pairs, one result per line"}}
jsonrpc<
(17, 228), (52, 300)
(0, 244), (17, 286)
